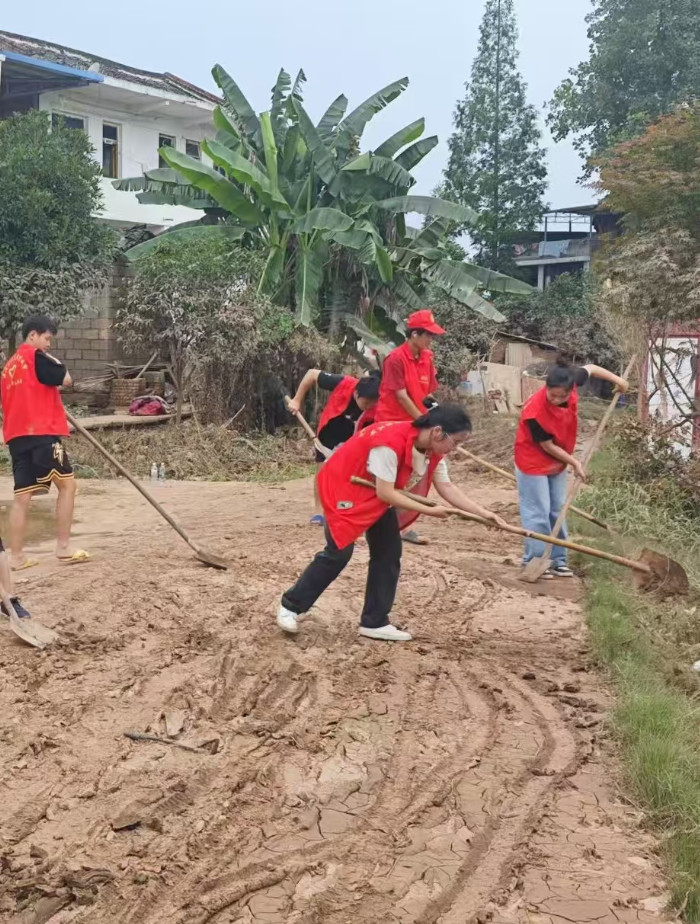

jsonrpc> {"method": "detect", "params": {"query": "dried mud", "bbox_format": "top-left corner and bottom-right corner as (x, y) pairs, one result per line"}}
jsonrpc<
(0, 469), (669, 923)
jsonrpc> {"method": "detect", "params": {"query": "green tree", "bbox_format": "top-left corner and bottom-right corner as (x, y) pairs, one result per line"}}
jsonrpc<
(440, 0), (547, 270)
(548, 0), (700, 173)
(117, 65), (534, 338)
(0, 110), (116, 345)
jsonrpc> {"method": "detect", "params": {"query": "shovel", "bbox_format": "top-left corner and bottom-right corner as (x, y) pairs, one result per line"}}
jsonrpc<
(350, 476), (689, 595)
(456, 448), (611, 532)
(282, 396), (331, 459)
(66, 412), (228, 570)
(0, 589), (58, 649)
(520, 356), (636, 583)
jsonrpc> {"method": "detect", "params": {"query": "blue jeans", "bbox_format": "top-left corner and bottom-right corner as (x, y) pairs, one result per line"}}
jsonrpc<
(515, 467), (568, 566)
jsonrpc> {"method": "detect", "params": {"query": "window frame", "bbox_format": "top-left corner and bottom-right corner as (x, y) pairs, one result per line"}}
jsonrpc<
(102, 121), (121, 179)
(185, 139), (201, 160)
(51, 112), (86, 132)
(158, 133), (176, 168)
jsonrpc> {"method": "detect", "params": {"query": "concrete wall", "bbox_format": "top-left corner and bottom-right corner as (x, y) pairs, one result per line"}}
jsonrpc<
(54, 262), (131, 382)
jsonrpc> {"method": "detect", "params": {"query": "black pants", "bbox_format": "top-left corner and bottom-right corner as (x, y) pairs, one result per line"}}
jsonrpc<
(282, 509), (402, 628)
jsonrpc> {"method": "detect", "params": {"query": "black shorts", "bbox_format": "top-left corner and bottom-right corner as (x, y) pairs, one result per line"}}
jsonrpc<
(8, 436), (74, 496)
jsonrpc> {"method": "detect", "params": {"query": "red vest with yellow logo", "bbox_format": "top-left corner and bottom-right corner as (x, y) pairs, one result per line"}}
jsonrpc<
(1, 344), (69, 442)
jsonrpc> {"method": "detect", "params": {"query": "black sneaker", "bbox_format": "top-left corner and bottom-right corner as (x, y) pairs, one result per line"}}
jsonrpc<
(550, 564), (574, 578)
(1, 597), (31, 619)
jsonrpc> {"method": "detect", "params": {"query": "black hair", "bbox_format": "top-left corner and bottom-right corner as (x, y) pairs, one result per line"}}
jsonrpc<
(546, 357), (585, 391)
(413, 403), (472, 434)
(355, 375), (380, 400)
(22, 316), (58, 340)
(409, 327), (429, 337)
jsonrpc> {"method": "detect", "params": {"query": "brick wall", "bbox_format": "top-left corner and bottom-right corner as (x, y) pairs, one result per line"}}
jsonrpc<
(54, 261), (135, 381)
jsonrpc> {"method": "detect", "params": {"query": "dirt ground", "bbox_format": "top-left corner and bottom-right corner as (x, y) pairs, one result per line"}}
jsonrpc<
(0, 464), (670, 924)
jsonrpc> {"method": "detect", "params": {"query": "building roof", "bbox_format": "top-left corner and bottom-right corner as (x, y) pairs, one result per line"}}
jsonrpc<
(495, 331), (559, 351)
(0, 30), (219, 105)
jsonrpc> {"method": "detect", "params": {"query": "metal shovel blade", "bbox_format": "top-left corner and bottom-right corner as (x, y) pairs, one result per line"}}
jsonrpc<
(520, 554), (555, 583)
(1, 592), (58, 649)
(194, 547), (229, 571)
(632, 549), (690, 596)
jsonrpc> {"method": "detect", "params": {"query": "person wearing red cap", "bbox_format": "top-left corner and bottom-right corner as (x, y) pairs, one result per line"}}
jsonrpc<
(374, 309), (446, 544)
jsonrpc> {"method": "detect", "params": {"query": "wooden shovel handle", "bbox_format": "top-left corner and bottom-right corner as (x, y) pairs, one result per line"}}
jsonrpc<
(456, 447), (610, 531)
(349, 476), (650, 574)
(283, 396), (330, 459)
(66, 410), (196, 549)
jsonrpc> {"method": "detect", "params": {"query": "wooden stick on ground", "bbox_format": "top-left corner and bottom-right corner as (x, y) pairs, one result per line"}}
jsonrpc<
(124, 731), (205, 754)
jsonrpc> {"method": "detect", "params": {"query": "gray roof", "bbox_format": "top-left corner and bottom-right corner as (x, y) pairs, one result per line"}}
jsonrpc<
(0, 30), (219, 104)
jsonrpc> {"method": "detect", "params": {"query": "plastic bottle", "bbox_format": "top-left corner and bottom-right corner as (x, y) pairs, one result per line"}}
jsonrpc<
(158, 462), (166, 481)
(150, 462), (158, 481)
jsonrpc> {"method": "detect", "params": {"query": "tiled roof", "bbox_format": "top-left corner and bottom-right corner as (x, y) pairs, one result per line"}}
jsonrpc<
(0, 29), (219, 104)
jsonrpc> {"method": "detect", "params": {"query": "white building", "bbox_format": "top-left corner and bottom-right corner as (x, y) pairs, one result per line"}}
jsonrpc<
(0, 30), (217, 233)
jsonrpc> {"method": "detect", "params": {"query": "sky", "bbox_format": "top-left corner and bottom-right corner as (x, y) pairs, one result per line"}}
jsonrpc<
(3, 0), (594, 210)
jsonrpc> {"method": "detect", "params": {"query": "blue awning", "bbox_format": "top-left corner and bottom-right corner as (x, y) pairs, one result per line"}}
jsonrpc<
(0, 48), (103, 101)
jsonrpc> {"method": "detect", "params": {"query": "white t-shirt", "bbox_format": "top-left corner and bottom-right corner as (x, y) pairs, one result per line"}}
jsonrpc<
(367, 446), (450, 485)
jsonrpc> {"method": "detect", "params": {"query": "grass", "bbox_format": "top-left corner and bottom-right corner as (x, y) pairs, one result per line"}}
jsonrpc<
(584, 565), (700, 919)
(574, 445), (700, 919)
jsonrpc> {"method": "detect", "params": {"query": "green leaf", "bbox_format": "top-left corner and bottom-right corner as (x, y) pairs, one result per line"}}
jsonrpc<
(291, 69), (307, 103)
(295, 241), (327, 325)
(375, 118), (424, 159)
(375, 245), (393, 283)
(317, 94), (348, 140)
(411, 217), (453, 248)
(291, 99), (337, 186)
(292, 208), (353, 234)
(424, 260), (506, 321)
(270, 68), (292, 143)
(258, 244), (286, 297)
(259, 112), (282, 199)
(335, 77), (409, 145)
(203, 140), (289, 210)
(124, 224), (248, 261)
(213, 107), (242, 149)
(457, 262), (533, 294)
(375, 196), (477, 224)
(212, 65), (261, 145)
(343, 153), (414, 190)
(395, 136), (439, 172)
(342, 313), (393, 357)
(160, 148), (264, 226)
(391, 275), (424, 310)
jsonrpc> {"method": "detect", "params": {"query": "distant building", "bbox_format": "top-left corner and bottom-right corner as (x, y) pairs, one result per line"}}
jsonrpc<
(513, 204), (622, 291)
(0, 30), (217, 234)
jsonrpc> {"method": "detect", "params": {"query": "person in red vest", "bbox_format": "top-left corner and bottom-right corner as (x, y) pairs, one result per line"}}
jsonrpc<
(374, 309), (445, 543)
(287, 368), (381, 525)
(277, 403), (507, 641)
(514, 359), (628, 579)
(1, 316), (90, 571)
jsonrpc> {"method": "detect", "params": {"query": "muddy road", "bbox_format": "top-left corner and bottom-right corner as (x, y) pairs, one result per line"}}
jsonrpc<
(0, 468), (669, 923)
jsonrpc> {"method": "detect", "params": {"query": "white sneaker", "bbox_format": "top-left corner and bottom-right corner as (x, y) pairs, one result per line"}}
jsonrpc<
(276, 605), (299, 634)
(359, 624), (412, 642)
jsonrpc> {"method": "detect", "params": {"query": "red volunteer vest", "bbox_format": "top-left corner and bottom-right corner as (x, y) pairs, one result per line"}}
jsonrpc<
(317, 376), (358, 436)
(316, 375), (376, 444)
(1, 344), (69, 442)
(514, 385), (579, 475)
(375, 343), (437, 422)
(318, 420), (441, 548)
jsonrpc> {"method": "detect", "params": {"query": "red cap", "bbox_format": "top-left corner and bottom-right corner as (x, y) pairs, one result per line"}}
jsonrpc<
(406, 309), (446, 335)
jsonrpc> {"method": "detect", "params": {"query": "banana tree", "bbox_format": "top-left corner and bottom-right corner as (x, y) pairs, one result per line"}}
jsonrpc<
(116, 66), (532, 329)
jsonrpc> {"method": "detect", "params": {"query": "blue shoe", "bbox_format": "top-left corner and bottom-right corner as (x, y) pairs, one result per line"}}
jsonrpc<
(2, 597), (31, 619)
(309, 514), (325, 526)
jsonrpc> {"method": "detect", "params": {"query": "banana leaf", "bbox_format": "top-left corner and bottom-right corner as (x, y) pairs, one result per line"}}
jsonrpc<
(375, 196), (477, 224)
(374, 118), (424, 159)
(203, 140), (289, 210)
(317, 94), (348, 141)
(291, 99), (338, 186)
(160, 149), (264, 226)
(395, 136), (439, 172)
(212, 65), (261, 148)
(335, 77), (409, 147)
(295, 240), (327, 325)
(292, 208), (353, 234)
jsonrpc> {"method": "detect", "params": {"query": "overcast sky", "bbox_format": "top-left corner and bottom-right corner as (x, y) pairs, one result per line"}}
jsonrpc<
(3, 0), (594, 209)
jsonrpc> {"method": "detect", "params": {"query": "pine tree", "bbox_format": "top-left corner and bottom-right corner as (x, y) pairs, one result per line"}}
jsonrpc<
(441, 0), (547, 270)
